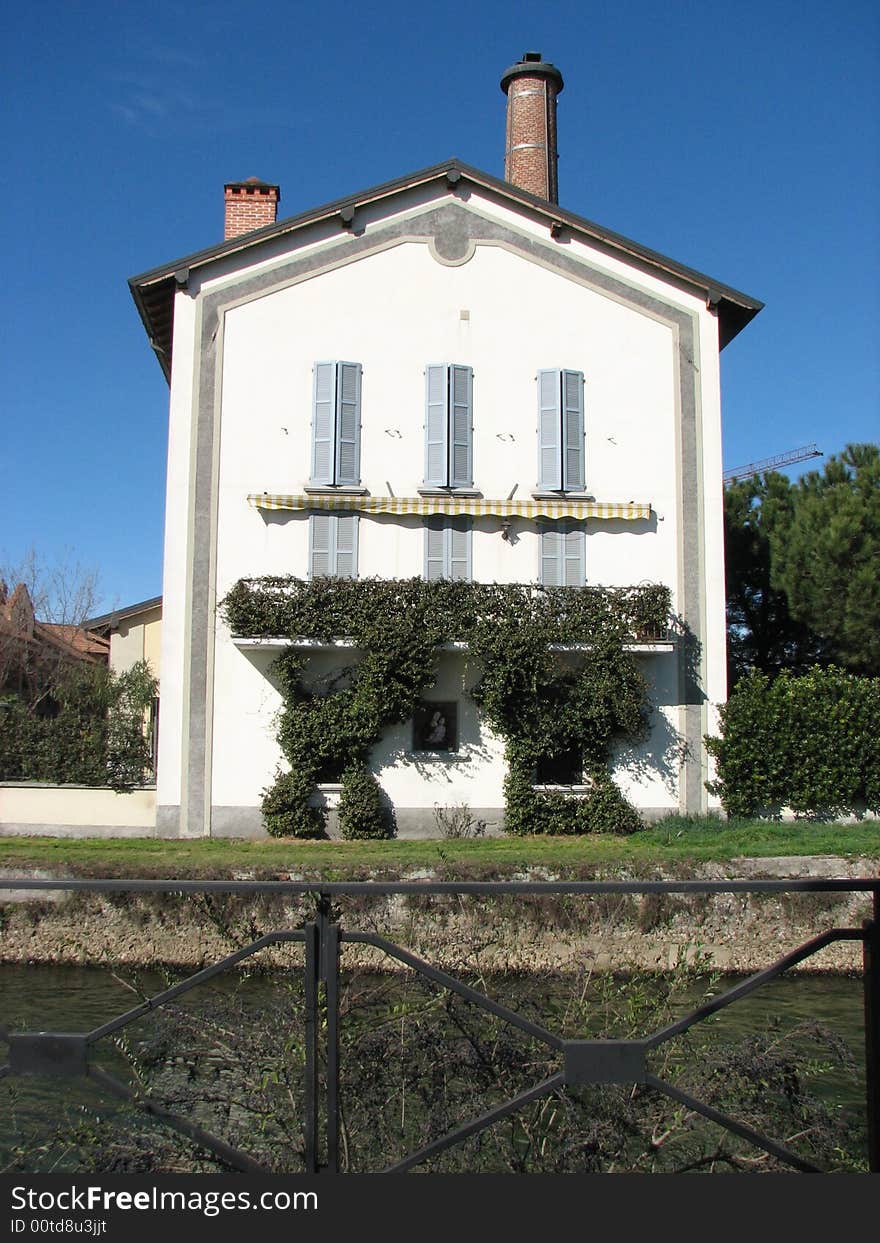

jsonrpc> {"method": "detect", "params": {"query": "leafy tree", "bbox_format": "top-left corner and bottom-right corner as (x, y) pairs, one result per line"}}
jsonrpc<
(768, 443), (880, 675)
(723, 473), (827, 687)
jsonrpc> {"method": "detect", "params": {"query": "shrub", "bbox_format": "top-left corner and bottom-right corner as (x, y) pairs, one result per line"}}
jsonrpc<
(261, 770), (326, 839)
(434, 802), (488, 839)
(502, 769), (643, 836)
(705, 665), (880, 817)
(337, 763), (396, 840)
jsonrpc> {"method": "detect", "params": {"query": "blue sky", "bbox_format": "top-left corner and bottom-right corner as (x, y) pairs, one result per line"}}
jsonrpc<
(2, 0), (878, 614)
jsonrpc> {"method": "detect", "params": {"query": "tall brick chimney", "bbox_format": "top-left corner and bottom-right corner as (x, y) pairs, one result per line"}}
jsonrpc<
(500, 52), (564, 203)
(223, 177), (281, 240)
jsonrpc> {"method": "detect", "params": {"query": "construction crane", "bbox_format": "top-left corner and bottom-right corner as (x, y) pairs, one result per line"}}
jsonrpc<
(723, 443), (823, 485)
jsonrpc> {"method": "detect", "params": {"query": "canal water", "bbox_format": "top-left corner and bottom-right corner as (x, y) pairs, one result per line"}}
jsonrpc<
(0, 963), (868, 1172)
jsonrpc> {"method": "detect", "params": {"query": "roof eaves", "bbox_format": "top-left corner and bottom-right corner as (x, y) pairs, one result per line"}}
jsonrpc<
(84, 595), (163, 634)
(130, 157), (763, 379)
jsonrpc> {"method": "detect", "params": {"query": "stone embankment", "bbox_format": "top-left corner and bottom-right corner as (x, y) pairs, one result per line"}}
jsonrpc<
(0, 857), (876, 974)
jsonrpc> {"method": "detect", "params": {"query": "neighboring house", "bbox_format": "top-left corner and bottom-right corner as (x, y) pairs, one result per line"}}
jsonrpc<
(0, 585), (159, 837)
(85, 596), (162, 772)
(85, 596), (162, 680)
(1, 581), (109, 705)
(129, 53), (762, 839)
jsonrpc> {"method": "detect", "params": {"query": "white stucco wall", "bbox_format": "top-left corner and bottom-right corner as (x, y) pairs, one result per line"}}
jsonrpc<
(156, 181), (728, 830)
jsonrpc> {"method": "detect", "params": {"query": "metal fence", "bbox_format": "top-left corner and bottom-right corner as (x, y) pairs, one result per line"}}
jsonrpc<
(1, 876), (878, 1174)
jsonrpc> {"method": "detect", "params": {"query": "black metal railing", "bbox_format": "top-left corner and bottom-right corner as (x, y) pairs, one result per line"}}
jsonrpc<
(1, 877), (878, 1174)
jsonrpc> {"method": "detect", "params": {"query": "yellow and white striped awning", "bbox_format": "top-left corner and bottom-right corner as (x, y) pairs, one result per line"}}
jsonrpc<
(248, 494), (651, 521)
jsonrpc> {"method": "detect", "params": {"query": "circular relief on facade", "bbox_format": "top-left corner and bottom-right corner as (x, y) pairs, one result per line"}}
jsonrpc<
(429, 216), (476, 266)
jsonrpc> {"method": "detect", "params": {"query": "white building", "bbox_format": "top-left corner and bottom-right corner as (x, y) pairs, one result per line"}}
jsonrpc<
(129, 53), (762, 838)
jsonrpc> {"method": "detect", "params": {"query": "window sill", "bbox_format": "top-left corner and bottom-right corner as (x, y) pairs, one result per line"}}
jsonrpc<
(417, 487), (483, 497)
(531, 490), (595, 500)
(532, 784), (591, 794)
(303, 485), (369, 495)
(407, 751), (469, 762)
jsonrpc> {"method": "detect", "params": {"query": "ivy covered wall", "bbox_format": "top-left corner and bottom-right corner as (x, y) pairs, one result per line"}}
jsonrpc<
(221, 577), (672, 838)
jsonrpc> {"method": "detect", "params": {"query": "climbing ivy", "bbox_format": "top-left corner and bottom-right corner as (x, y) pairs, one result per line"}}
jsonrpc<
(220, 577), (671, 837)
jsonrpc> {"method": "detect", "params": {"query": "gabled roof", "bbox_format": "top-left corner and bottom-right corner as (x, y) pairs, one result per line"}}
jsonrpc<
(130, 158), (763, 382)
(84, 595), (163, 635)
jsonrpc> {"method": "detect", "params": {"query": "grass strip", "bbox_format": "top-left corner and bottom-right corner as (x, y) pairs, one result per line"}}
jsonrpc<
(0, 815), (878, 878)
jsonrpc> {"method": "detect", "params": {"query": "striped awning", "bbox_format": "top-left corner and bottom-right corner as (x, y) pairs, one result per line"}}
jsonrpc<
(248, 494), (651, 521)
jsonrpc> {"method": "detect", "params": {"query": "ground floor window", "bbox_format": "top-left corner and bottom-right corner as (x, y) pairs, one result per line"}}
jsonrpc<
(535, 747), (583, 785)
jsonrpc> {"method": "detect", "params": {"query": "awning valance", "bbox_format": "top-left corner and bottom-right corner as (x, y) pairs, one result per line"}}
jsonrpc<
(248, 494), (652, 521)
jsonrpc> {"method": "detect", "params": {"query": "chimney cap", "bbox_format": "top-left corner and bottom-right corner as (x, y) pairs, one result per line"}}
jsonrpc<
(500, 52), (564, 95)
(224, 177), (280, 195)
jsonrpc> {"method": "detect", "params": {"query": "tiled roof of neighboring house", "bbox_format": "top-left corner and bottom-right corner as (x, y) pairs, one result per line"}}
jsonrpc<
(129, 158), (763, 382)
(37, 623), (110, 662)
(0, 583), (109, 667)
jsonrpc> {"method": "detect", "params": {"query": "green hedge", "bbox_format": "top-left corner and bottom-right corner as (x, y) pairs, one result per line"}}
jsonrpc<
(0, 661), (157, 792)
(706, 666), (880, 817)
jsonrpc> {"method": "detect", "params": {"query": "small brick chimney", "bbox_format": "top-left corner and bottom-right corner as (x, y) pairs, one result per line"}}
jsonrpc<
(500, 52), (564, 203)
(223, 177), (281, 240)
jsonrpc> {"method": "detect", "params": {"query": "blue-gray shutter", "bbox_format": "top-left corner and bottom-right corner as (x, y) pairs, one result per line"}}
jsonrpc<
(540, 528), (562, 585)
(425, 520), (446, 580)
(310, 513), (358, 578)
(425, 365), (448, 485)
(336, 362), (362, 485)
(425, 519), (472, 580)
(563, 528), (585, 586)
(540, 526), (584, 585)
(309, 513), (332, 578)
(311, 363), (335, 484)
(562, 370), (585, 491)
(448, 520), (471, 580)
(450, 366), (473, 487)
(537, 370), (562, 490)
(333, 513), (358, 579)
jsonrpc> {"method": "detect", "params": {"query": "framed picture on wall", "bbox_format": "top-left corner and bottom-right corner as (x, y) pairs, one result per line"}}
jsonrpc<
(412, 702), (458, 753)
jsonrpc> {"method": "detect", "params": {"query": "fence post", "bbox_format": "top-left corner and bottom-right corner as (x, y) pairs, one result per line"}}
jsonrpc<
(317, 892), (341, 1174)
(865, 888), (879, 1173)
(303, 920), (320, 1173)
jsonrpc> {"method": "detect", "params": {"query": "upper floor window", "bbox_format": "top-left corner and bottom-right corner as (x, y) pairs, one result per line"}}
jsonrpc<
(309, 512), (359, 579)
(424, 364), (473, 488)
(310, 361), (362, 486)
(424, 517), (472, 581)
(537, 369), (585, 492)
(540, 524), (585, 587)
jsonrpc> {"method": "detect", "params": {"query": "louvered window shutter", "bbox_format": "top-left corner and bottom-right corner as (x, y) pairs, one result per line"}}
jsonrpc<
(537, 370), (562, 490)
(336, 363), (362, 485)
(449, 366), (473, 487)
(540, 528), (562, 586)
(541, 527), (584, 586)
(425, 365), (449, 486)
(311, 363), (336, 484)
(333, 513), (358, 579)
(310, 513), (333, 578)
(425, 521), (446, 580)
(563, 528), (585, 586)
(562, 370), (585, 491)
(448, 521), (471, 581)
